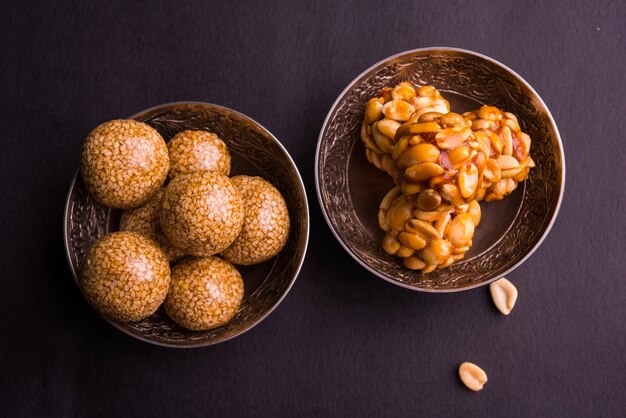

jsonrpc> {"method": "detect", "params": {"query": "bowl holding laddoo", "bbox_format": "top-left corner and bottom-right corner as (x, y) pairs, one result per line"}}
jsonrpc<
(65, 102), (309, 347)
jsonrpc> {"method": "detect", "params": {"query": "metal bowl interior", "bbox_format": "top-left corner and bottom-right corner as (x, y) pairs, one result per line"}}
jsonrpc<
(65, 102), (309, 347)
(316, 48), (564, 292)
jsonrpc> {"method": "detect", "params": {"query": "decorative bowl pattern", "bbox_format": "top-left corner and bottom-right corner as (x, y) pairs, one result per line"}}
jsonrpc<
(316, 48), (565, 292)
(65, 102), (309, 347)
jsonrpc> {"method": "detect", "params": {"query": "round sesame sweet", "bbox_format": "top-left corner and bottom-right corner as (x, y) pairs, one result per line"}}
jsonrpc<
(119, 188), (185, 262)
(80, 119), (170, 208)
(164, 256), (244, 331)
(160, 171), (244, 256)
(79, 231), (171, 322)
(167, 130), (231, 179)
(221, 176), (290, 265)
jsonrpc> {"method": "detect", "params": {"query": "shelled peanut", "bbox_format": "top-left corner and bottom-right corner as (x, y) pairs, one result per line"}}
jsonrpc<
(378, 186), (481, 273)
(463, 106), (535, 201)
(360, 82), (450, 177)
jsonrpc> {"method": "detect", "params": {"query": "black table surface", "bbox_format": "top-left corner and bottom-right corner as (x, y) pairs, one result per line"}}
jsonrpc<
(1, 1), (624, 416)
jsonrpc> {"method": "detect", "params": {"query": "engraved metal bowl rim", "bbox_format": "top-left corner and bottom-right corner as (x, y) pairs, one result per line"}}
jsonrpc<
(314, 47), (565, 293)
(64, 101), (310, 347)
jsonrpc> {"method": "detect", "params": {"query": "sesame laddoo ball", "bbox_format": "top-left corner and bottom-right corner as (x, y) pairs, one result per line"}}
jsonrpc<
(164, 256), (244, 331)
(80, 119), (169, 208)
(167, 130), (231, 179)
(119, 188), (185, 263)
(221, 176), (290, 265)
(160, 171), (244, 256)
(79, 231), (171, 322)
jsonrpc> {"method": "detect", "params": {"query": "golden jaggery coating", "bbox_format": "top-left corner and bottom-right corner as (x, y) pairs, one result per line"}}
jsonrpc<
(463, 106), (535, 201)
(164, 256), (244, 331)
(379, 187), (481, 273)
(167, 130), (231, 179)
(391, 109), (534, 205)
(360, 84), (536, 272)
(80, 119), (169, 208)
(221, 176), (290, 265)
(391, 111), (483, 205)
(119, 188), (185, 262)
(360, 83), (450, 176)
(79, 231), (171, 322)
(160, 171), (244, 257)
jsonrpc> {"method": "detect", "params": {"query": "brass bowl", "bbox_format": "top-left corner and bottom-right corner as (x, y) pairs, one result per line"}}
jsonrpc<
(64, 102), (309, 347)
(315, 47), (565, 292)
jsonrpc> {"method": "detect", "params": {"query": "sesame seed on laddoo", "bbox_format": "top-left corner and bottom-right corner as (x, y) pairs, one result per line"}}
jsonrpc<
(167, 130), (231, 179)
(221, 176), (290, 265)
(160, 171), (244, 256)
(119, 188), (185, 262)
(80, 119), (169, 208)
(164, 256), (244, 331)
(79, 231), (171, 322)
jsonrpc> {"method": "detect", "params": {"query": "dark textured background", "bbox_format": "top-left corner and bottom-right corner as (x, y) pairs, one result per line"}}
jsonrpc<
(1, 0), (624, 416)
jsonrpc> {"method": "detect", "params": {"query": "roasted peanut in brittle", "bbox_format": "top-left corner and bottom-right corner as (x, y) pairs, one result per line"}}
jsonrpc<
(378, 186), (481, 272)
(362, 84), (534, 273)
(463, 106), (535, 201)
(391, 108), (534, 206)
(360, 82), (450, 177)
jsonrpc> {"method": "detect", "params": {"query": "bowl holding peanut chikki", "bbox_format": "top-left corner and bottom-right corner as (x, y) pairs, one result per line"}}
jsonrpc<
(316, 48), (565, 291)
